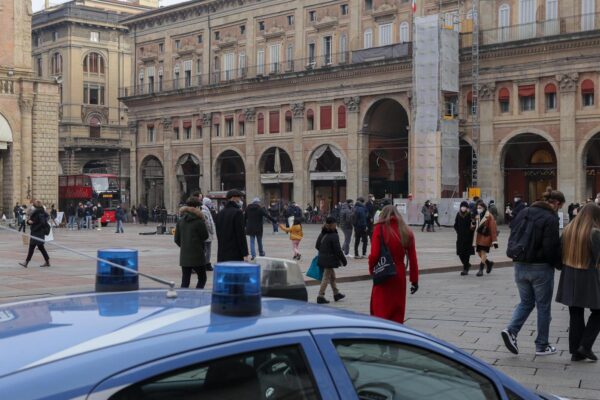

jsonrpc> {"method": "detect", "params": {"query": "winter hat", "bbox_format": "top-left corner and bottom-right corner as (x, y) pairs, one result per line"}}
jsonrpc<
(252, 197), (261, 204)
(202, 197), (212, 207)
(460, 201), (469, 208)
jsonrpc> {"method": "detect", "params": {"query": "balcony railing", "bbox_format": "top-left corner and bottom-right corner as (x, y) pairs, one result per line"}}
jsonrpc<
(120, 46), (408, 98)
(460, 12), (600, 48)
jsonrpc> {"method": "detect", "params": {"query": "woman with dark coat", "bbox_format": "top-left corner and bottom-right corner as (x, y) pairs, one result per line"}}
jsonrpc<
(556, 203), (600, 361)
(473, 200), (498, 277)
(315, 216), (347, 304)
(174, 197), (209, 289)
(19, 200), (50, 268)
(368, 205), (419, 324)
(454, 201), (475, 276)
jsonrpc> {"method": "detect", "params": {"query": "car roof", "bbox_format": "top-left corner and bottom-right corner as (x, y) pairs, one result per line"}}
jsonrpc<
(0, 290), (428, 377)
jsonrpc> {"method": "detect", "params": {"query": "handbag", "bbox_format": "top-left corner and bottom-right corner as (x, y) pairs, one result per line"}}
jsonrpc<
(372, 225), (398, 285)
(306, 255), (323, 281)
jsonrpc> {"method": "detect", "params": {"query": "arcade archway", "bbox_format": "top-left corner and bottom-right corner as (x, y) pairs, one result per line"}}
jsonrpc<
(309, 145), (346, 214)
(215, 150), (245, 191)
(502, 133), (557, 204)
(363, 99), (409, 198)
(259, 147), (293, 204)
(176, 154), (201, 203)
(141, 156), (164, 207)
(83, 160), (109, 174)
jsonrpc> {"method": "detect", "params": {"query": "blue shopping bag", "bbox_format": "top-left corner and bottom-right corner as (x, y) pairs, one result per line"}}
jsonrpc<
(306, 255), (323, 281)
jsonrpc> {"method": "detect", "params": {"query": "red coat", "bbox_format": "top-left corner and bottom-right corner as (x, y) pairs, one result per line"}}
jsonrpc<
(368, 219), (419, 324)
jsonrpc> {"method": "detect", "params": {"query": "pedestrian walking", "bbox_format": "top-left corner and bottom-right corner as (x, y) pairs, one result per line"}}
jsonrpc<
(279, 217), (304, 260)
(115, 205), (125, 233)
(339, 199), (354, 256)
(19, 200), (51, 268)
(505, 203), (513, 225)
(454, 201), (475, 276)
(215, 189), (249, 262)
(512, 194), (527, 219)
(76, 203), (85, 230)
(315, 216), (347, 304)
(13, 202), (20, 220)
(488, 200), (499, 220)
(66, 203), (76, 230)
(368, 205), (419, 324)
(201, 198), (216, 271)
(352, 197), (369, 259)
(501, 187), (564, 356)
(421, 200), (434, 232)
(174, 197), (209, 289)
(95, 202), (104, 230)
(244, 198), (276, 260)
(49, 205), (58, 227)
(556, 203), (600, 362)
(85, 203), (93, 230)
(131, 206), (137, 224)
(432, 203), (441, 228)
(268, 202), (280, 234)
(17, 206), (26, 233)
(473, 200), (498, 277)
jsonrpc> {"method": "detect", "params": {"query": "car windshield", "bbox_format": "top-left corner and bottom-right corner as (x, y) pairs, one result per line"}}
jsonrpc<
(91, 177), (118, 192)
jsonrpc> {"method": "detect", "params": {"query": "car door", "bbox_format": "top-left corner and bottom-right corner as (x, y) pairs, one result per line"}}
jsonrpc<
(312, 328), (537, 400)
(88, 331), (339, 400)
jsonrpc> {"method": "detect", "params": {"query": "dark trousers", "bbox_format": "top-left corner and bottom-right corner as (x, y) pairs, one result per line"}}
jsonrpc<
(422, 220), (434, 231)
(569, 307), (600, 354)
(18, 222), (26, 232)
(433, 216), (441, 227)
(354, 227), (368, 256)
(181, 266), (207, 289)
(459, 254), (471, 269)
(26, 240), (49, 263)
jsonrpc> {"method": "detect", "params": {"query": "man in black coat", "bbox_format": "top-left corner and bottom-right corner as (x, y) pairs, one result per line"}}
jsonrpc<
(175, 197), (209, 288)
(216, 189), (249, 262)
(245, 198), (276, 260)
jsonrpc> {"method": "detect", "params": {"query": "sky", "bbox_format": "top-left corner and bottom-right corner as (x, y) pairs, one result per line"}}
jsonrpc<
(32, 0), (187, 12)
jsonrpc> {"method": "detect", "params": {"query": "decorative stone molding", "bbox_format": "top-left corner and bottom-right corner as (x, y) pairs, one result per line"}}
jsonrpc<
(344, 96), (360, 113)
(243, 108), (256, 122)
(263, 27), (285, 39)
(314, 16), (338, 31)
(128, 121), (138, 135)
(81, 105), (109, 123)
(372, 4), (397, 21)
(161, 117), (172, 129)
(478, 83), (496, 101)
(19, 98), (33, 113)
(556, 73), (579, 92)
(291, 103), (305, 118)
(0, 79), (15, 95)
(202, 113), (212, 126)
(216, 36), (237, 48)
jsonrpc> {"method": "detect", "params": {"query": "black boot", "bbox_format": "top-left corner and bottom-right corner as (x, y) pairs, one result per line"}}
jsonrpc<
(476, 263), (484, 277)
(205, 263), (213, 271)
(19, 261), (28, 268)
(486, 260), (494, 274)
(460, 263), (470, 276)
(40, 260), (51, 268)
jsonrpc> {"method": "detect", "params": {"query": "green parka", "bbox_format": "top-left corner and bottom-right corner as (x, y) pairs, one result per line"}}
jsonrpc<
(174, 206), (209, 267)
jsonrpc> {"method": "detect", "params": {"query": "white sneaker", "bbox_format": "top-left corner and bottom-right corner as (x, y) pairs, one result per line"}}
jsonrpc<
(535, 345), (557, 356)
(501, 329), (519, 354)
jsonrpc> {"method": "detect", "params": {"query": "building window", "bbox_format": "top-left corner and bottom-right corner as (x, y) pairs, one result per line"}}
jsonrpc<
(50, 53), (62, 75)
(258, 21), (265, 31)
(379, 24), (392, 46)
(519, 85), (536, 111)
(309, 11), (316, 22)
(240, 25), (246, 35)
(444, 95), (458, 118)
(52, 31), (58, 41)
(90, 31), (99, 42)
(223, 53), (234, 80)
(158, 72), (163, 91)
(214, 124), (220, 137)
(308, 43), (316, 64)
(257, 113), (265, 134)
(175, 40), (181, 50)
(365, 0), (373, 11)
(338, 106), (346, 129)
(286, 45), (294, 70)
(320, 106), (332, 130)
(184, 126), (192, 140)
(364, 29), (373, 49)
(545, 84), (557, 111)
(174, 127), (180, 140)
(174, 64), (180, 89)
(341, 4), (349, 15)
(323, 36), (332, 65)
(498, 4), (510, 41)
(582, 79), (595, 106)
(83, 52), (105, 74)
(582, 0), (595, 31)
(285, 111), (293, 132)
(269, 111), (280, 134)
(400, 22), (410, 43)
(36, 35), (42, 47)
(196, 35), (202, 44)
(269, 44), (280, 74)
(89, 117), (101, 138)
(499, 88), (510, 113)
(36, 58), (43, 77)
(83, 84), (105, 105)
(215, 31), (220, 40)
(287, 15), (294, 25)
(159, 43), (164, 53)
(239, 52), (246, 76)
(184, 60), (192, 87)
(257, 49), (265, 75)
(226, 118), (234, 137)
(196, 121), (203, 138)
(239, 117), (245, 136)
(340, 35), (347, 63)
(147, 126), (155, 142)
(307, 109), (315, 131)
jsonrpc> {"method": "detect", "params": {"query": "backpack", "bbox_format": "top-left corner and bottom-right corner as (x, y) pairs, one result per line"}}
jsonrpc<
(39, 213), (51, 236)
(506, 210), (534, 262)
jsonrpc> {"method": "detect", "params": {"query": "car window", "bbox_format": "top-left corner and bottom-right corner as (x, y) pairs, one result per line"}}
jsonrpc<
(334, 340), (500, 400)
(110, 345), (320, 400)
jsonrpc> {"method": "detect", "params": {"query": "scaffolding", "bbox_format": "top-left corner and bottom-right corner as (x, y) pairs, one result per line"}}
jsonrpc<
(471, 0), (480, 188)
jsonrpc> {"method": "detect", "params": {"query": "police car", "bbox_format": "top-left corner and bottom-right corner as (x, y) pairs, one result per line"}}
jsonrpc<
(0, 259), (565, 400)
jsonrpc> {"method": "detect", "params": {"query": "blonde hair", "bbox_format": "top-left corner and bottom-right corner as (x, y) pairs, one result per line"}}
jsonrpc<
(562, 203), (600, 269)
(376, 205), (411, 247)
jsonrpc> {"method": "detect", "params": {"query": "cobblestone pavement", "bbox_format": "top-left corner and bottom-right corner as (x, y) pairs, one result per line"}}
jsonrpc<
(307, 268), (600, 400)
(0, 222), (511, 302)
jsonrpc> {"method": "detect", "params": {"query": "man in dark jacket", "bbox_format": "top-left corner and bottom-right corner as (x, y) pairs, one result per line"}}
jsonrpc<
(315, 216), (347, 304)
(115, 205), (125, 233)
(19, 200), (50, 268)
(268, 202), (280, 233)
(352, 197), (369, 259)
(339, 200), (354, 255)
(95, 203), (104, 230)
(245, 197), (276, 260)
(67, 203), (76, 230)
(175, 197), (209, 288)
(501, 188), (565, 357)
(512, 194), (527, 220)
(216, 189), (249, 262)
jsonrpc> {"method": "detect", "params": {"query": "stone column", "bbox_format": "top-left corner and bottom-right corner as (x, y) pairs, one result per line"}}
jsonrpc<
(344, 96), (361, 199)
(477, 83), (497, 202)
(201, 113), (212, 191)
(19, 97), (33, 203)
(243, 108), (259, 198)
(557, 73), (579, 203)
(128, 121), (138, 206)
(161, 118), (173, 211)
(291, 103), (305, 205)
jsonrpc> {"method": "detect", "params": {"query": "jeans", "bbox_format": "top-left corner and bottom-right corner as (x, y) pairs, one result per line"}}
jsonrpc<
(181, 266), (207, 289)
(506, 263), (555, 350)
(86, 215), (92, 229)
(249, 235), (264, 258)
(341, 227), (353, 255)
(77, 217), (83, 230)
(568, 307), (600, 354)
(272, 221), (278, 233)
(116, 220), (124, 233)
(354, 227), (368, 256)
(319, 268), (339, 297)
(68, 216), (75, 229)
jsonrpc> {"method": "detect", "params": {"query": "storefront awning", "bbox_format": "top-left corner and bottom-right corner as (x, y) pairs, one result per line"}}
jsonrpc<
(260, 173), (294, 184)
(310, 172), (346, 181)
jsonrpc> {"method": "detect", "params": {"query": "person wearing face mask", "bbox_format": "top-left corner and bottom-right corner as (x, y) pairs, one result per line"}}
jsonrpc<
(215, 189), (249, 262)
(454, 201), (475, 276)
(501, 187), (565, 357)
(473, 200), (498, 277)
(512, 194), (527, 220)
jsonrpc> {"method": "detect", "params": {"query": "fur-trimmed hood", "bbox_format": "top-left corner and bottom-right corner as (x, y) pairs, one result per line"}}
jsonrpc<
(179, 206), (204, 221)
(531, 201), (555, 213)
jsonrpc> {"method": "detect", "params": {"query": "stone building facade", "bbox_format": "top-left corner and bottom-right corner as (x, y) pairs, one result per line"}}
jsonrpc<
(0, 0), (60, 214)
(121, 0), (600, 213)
(31, 0), (157, 206)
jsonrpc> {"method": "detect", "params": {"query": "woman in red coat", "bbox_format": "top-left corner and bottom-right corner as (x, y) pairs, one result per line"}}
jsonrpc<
(368, 205), (419, 324)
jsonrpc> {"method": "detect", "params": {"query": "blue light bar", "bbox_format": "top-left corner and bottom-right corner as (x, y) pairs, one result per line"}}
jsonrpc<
(211, 262), (261, 317)
(96, 249), (139, 292)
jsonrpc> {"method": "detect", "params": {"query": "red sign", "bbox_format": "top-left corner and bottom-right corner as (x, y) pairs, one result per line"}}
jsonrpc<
(63, 187), (93, 199)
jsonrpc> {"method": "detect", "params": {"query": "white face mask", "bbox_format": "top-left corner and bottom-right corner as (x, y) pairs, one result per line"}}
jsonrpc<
(477, 208), (484, 214)
(460, 207), (468, 212)
(514, 197), (521, 203)
(237, 200), (243, 207)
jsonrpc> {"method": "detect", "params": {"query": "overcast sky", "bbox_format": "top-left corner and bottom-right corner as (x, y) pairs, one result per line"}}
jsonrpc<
(32, 0), (187, 12)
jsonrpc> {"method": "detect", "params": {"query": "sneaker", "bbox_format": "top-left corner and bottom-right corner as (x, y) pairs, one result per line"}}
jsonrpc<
(501, 329), (519, 354)
(535, 345), (557, 356)
(334, 293), (346, 302)
(316, 296), (329, 304)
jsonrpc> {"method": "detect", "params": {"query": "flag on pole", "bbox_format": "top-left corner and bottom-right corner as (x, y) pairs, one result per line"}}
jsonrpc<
(412, 0), (416, 13)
